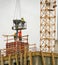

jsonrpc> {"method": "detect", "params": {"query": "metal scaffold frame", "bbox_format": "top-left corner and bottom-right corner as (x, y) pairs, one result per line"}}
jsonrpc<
(40, 0), (57, 52)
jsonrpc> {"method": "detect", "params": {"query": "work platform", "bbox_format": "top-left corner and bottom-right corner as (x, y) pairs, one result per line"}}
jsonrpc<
(0, 51), (58, 65)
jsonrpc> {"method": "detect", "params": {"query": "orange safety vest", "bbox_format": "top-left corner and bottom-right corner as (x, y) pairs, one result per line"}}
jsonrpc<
(18, 30), (22, 37)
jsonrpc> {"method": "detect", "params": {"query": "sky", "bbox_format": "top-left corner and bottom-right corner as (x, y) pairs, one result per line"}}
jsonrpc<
(0, 0), (40, 49)
(0, 0), (58, 49)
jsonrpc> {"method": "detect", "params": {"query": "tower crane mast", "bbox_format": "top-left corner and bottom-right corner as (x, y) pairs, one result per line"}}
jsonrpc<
(40, 0), (57, 52)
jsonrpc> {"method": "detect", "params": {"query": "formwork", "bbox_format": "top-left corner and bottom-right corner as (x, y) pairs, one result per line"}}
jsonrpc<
(0, 51), (58, 65)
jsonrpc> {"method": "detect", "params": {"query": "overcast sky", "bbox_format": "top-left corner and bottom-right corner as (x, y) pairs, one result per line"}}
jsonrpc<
(0, 0), (58, 49)
(0, 0), (40, 49)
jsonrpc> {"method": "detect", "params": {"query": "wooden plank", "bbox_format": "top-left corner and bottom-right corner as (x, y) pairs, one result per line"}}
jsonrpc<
(20, 53), (23, 65)
(24, 47), (27, 65)
(29, 51), (32, 65)
(51, 53), (55, 65)
(41, 52), (46, 65)
(1, 55), (4, 65)
(15, 54), (19, 65)
(9, 54), (11, 65)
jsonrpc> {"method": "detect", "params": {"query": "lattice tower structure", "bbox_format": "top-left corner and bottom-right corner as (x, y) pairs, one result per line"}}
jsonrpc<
(40, 0), (56, 52)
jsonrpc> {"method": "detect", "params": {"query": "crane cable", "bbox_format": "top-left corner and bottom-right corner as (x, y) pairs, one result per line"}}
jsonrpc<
(13, 0), (21, 19)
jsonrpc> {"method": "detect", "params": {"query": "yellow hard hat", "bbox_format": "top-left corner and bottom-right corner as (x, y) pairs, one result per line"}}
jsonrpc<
(21, 18), (24, 21)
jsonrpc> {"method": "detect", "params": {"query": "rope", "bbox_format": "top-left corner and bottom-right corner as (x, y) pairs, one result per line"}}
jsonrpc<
(13, 0), (21, 19)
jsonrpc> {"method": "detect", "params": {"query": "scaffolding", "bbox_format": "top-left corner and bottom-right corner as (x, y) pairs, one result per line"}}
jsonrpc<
(40, 0), (57, 52)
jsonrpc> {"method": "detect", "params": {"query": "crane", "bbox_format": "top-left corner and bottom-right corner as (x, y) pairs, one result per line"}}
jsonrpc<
(40, 0), (57, 52)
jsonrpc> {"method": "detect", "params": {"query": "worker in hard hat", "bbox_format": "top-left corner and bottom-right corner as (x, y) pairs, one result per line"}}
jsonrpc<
(18, 30), (22, 41)
(21, 18), (25, 27)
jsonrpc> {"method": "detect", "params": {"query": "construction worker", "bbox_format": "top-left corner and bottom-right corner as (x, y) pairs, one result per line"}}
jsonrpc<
(18, 30), (22, 41)
(14, 33), (16, 41)
(21, 18), (25, 27)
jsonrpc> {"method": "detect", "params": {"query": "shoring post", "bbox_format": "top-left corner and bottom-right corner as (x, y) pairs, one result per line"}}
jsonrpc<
(41, 52), (46, 65)
(1, 55), (4, 65)
(20, 52), (23, 65)
(24, 47), (27, 65)
(29, 51), (32, 65)
(15, 54), (19, 65)
(51, 53), (55, 65)
(9, 54), (11, 65)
